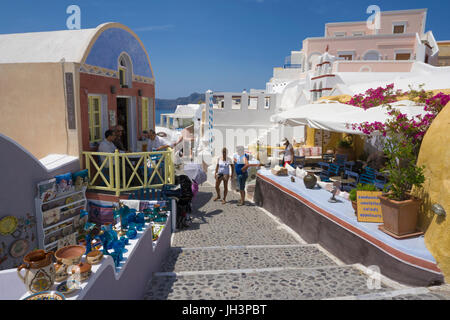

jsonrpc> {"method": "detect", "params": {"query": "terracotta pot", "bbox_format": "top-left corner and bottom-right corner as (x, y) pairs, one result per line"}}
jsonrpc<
(379, 194), (422, 236)
(351, 201), (358, 215)
(55, 245), (85, 266)
(17, 250), (55, 293)
(86, 250), (103, 265)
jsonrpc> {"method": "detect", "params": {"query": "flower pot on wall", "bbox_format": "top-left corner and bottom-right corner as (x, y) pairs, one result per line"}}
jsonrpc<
(351, 200), (357, 215)
(378, 195), (422, 236)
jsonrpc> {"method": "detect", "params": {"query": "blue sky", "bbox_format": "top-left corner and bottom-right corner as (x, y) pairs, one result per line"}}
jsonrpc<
(1, 0), (449, 98)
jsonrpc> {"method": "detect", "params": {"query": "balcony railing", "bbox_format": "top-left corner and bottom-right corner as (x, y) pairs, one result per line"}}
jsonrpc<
(82, 149), (175, 196)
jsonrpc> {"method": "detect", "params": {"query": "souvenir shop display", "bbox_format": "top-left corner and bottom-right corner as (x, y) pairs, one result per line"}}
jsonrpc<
(35, 173), (87, 253)
(14, 197), (173, 300)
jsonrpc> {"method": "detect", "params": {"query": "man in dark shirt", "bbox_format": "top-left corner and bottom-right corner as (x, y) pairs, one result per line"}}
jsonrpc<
(113, 125), (127, 152)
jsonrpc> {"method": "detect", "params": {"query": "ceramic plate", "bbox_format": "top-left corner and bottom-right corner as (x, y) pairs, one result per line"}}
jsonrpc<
(23, 291), (65, 300)
(9, 239), (29, 258)
(0, 216), (18, 236)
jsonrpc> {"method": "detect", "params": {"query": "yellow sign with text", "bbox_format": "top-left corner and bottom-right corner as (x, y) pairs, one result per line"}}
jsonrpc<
(356, 191), (383, 223)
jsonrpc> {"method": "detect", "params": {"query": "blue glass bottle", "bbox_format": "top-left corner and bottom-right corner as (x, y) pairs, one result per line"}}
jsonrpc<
(126, 223), (137, 239)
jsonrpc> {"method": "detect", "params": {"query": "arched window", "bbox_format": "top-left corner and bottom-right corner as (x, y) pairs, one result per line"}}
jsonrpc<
(363, 50), (380, 61)
(118, 53), (133, 88)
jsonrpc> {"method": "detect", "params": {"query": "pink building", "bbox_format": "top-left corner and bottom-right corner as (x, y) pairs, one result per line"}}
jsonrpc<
(269, 9), (440, 101)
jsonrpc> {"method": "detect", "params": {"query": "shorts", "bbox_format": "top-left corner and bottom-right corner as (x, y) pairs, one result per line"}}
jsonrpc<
(236, 172), (248, 191)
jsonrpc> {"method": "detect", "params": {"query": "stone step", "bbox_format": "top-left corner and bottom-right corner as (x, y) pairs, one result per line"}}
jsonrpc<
(161, 244), (339, 272)
(144, 265), (394, 300)
(328, 287), (450, 300)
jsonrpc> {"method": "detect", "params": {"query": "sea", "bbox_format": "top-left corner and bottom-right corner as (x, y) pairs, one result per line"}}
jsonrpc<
(155, 108), (176, 126)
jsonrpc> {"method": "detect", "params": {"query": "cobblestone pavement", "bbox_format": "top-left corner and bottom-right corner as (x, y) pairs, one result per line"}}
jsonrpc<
(160, 245), (337, 272)
(144, 185), (450, 300)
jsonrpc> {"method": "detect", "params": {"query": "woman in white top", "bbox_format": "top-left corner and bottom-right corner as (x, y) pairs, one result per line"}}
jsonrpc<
(214, 147), (234, 204)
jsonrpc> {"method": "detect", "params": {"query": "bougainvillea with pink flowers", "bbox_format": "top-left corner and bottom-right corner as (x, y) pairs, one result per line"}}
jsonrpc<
(347, 83), (401, 110)
(347, 84), (450, 153)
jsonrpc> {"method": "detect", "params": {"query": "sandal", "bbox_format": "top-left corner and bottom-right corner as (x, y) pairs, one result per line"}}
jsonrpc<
(222, 199), (226, 204)
(213, 197), (221, 201)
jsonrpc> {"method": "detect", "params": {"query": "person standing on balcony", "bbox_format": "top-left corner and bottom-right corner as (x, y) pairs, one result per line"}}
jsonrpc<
(113, 125), (128, 152)
(279, 138), (294, 167)
(98, 130), (118, 167)
(147, 129), (170, 151)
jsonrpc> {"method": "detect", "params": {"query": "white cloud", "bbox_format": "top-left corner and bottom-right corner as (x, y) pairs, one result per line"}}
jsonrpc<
(134, 24), (175, 32)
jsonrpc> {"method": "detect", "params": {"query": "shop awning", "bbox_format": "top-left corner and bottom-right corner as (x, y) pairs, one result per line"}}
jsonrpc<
(270, 100), (428, 135)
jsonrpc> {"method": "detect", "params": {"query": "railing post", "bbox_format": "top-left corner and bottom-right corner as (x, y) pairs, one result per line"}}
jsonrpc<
(85, 153), (90, 186)
(114, 149), (120, 197)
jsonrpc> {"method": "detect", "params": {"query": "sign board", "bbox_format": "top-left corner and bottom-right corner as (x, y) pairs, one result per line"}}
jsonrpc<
(356, 191), (383, 223)
(65, 72), (76, 129)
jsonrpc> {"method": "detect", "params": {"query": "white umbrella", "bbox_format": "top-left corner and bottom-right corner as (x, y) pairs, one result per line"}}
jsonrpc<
(183, 162), (207, 185)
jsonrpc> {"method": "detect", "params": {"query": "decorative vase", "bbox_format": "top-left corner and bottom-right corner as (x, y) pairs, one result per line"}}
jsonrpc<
(303, 173), (317, 189)
(378, 194), (422, 236)
(17, 250), (55, 293)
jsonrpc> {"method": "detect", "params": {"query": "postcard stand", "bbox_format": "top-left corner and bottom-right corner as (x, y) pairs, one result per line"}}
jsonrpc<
(35, 177), (87, 252)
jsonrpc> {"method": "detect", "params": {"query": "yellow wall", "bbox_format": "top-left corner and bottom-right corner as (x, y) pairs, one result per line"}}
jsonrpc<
(0, 63), (81, 159)
(413, 102), (450, 283)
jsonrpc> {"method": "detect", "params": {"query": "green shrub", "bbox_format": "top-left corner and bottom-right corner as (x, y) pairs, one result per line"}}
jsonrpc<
(349, 183), (378, 202)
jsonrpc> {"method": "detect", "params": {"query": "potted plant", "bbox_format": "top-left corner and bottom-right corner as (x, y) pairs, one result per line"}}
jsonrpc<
(349, 183), (378, 215)
(378, 135), (425, 236)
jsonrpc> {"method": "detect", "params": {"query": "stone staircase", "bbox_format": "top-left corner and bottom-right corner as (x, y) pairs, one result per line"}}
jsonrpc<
(144, 186), (449, 300)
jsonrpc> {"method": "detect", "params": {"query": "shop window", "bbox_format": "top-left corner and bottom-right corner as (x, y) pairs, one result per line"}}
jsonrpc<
(395, 53), (411, 60)
(88, 96), (102, 143)
(142, 97), (149, 131)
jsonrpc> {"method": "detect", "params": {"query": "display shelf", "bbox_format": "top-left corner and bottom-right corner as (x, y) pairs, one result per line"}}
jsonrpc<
(43, 205), (85, 232)
(16, 198), (176, 300)
(35, 179), (87, 250)
(41, 188), (86, 206)
(19, 211), (171, 300)
(42, 199), (86, 216)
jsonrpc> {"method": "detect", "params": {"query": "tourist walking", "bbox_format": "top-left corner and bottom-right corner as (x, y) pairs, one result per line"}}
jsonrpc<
(280, 138), (294, 167)
(233, 146), (260, 206)
(214, 147), (234, 204)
